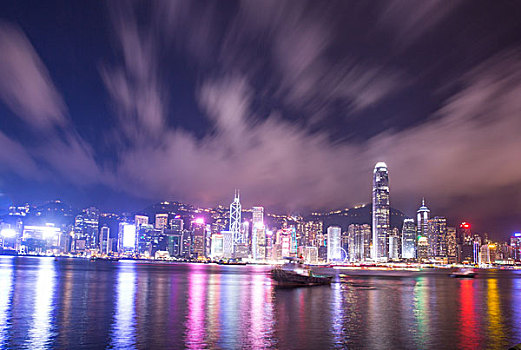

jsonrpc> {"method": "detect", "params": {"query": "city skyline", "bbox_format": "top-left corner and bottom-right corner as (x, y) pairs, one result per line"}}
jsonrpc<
(1, 1), (521, 237)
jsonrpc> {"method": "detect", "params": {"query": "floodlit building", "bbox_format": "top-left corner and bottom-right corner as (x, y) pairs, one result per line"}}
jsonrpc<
(417, 199), (430, 239)
(401, 219), (416, 259)
(229, 190), (242, 244)
(222, 231), (234, 259)
(347, 223), (371, 262)
(372, 162), (390, 261)
(327, 226), (342, 262)
(252, 206), (266, 260)
(210, 233), (224, 258)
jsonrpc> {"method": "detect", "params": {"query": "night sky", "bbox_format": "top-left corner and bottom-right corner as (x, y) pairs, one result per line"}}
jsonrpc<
(1, 1), (521, 239)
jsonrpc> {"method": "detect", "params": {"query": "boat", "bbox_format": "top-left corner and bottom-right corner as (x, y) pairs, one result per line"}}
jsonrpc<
(271, 267), (332, 286)
(449, 268), (476, 278)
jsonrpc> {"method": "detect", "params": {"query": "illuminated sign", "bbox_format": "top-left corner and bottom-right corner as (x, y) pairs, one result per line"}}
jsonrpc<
(514, 233), (521, 237)
(460, 222), (471, 229)
(123, 224), (136, 248)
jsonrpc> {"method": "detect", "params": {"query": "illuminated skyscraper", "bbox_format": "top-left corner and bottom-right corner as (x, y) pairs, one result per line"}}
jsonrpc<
(372, 162), (390, 261)
(327, 226), (342, 262)
(252, 206), (266, 260)
(347, 223), (371, 262)
(427, 216), (447, 257)
(401, 219), (416, 259)
(155, 214), (168, 230)
(416, 198), (430, 238)
(229, 190), (242, 244)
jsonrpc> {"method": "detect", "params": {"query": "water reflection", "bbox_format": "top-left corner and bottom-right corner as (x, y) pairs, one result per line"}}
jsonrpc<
(458, 279), (479, 349)
(27, 257), (56, 349)
(185, 264), (207, 349)
(413, 277), (430, 348)
(110, 261), (137, 349)
(0, 257), (14, 347)
(331, 282), (345, 348)
(250, 271), (274, 348)
(486, 278), (504, 345)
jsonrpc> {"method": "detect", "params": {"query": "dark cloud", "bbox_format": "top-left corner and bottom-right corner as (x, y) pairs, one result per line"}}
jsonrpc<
(0, 1), (520, 237)
(0, 22), (66, 130)
(0, 22), (102, 185)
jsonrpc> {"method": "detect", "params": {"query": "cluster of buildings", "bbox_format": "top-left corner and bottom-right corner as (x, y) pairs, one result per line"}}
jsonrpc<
(1, 162), (520, 265)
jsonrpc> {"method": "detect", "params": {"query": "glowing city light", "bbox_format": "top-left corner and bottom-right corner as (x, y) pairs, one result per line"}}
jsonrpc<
(460, 222), (471, 229)
(0, 228), (16, 238)
(122, 224), (136, 248)
(194, 218), (205, 225)
(514, 233), (521, 237)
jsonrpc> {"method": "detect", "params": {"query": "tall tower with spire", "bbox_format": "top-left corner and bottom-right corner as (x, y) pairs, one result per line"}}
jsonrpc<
(417, 198), (430, 238)
(229, 189), (243, 244)
(372, 162), (390, 262)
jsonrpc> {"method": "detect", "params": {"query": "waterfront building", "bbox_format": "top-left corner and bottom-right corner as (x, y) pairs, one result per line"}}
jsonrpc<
(252, 206), (266, 260)
(372, 162), (390, 261)
(511, 233), (521, 260)
(191, 219), (206, 258)
(73, 207), (100, 251)
(100, 225), (110, 253)
(210, 233), (224, 258)
(388, 231), (399, 260)
(427, 216), (447, 258)
(222, 231), (234, 259)
(480, 243), (497, 264)
(347, 223), (371, 262)
(401, 219), (416, 259)
(447, 227), (457, 259)
(327, 226), (342, 262)
(416, 199), (430, 239)
(117, 223), (136, 254)
(303, 246), (318, 264)
(417, 236), (429, 261)
(229, 190), (243, 245)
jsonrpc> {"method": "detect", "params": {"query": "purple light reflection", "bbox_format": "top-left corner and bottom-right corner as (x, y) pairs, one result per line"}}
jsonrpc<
(26, 257), (56, 349)
(0, 257), (14, 347)
(185, 265), (207, 349)
(110, 261), (137, 349)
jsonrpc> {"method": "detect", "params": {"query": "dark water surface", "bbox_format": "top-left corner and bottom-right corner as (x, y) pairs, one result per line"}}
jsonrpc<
(1, 256), (520, 349)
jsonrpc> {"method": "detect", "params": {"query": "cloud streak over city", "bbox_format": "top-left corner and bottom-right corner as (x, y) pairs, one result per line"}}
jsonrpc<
(0, 1), (520, 236)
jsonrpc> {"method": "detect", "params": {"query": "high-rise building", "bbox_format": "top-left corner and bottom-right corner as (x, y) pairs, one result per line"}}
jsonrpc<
(347, 223), (371, 262)
(73, 207), (100, 251)
(416, 199), (430, 238)
(252, 206), (266, 260)
(221, 231), (234, 259)
(210, 233), (224, 258)
(372, 162), (390, 261)
(229, 190), (242, 245)
(134, 215), (149, 228)
(155, 214), (168, 230)
(427, 216), (447, 258)
(388, 229), (400, 260)
(401, 219), (416, 259)
(447, 227), (457, 259)
(169, 218), (184, 231)
(327, 226), (342, 262)
(511, 233), (521, 261)
(100, 225), (110, 253)
(417, 236), (429, 261)
(191, 219), (206, 258)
